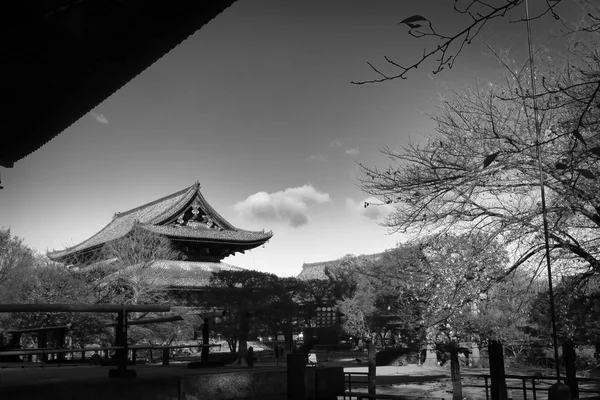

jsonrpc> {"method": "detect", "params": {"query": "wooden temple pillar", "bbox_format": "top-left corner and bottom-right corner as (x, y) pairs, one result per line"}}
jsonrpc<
(37, 331), (48, 362)
(563, 340), (578, 399)
(56, 327), (66, 362)
(10, 332), (22, 349)
(188, 311), (227, 368)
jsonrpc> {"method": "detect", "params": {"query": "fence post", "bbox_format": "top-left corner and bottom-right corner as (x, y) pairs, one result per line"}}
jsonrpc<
(287, 352), (306, 400)
(563, 339), (578, 399)
(114, 310), (126, 367)
(548, 383), (572, 400)
(489, 340), (508, 400)
(108, 308), (136, 378)
(348, 373), (352, 398)
(162, 347), (170, 366)
(368, 342), (376, 398)
(450, 342), (463, 400)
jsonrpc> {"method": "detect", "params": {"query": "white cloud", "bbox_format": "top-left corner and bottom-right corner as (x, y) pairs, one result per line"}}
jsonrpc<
(90, 111), (109, 124)
(345, 147), (360, 156)
(306, 155), (327, 162)
(234, 185), (331, 227)
(329, 140), (343, 148)
(345, 196), (394, 222)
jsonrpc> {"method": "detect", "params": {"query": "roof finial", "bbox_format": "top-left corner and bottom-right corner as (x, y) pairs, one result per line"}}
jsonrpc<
(194, 180), (201, 189)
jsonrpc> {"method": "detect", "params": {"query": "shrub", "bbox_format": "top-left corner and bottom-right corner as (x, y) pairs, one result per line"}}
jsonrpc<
(376, 348), (419, 366)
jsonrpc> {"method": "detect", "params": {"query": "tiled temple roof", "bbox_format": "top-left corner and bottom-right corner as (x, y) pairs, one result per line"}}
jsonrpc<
(48, 182), (272, 262)
(102, 260), (243, 288)
(296, 252), (385, 280)
(143, 225), (271, 244)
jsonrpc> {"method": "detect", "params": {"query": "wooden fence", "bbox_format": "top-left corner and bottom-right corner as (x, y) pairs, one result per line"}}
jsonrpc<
(342, 370), (600, 400)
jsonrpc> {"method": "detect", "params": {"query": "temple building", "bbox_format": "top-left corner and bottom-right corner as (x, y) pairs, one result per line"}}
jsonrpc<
(296, 253), (384, 281)
(296, 253), (385, 346)
(48, 182), (273, 289)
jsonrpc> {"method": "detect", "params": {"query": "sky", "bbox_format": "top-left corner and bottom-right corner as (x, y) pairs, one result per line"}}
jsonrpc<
(0, 0), (576, 277)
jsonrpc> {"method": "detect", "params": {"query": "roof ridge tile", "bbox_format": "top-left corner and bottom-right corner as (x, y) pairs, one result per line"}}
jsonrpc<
(114, 184), (195, 219)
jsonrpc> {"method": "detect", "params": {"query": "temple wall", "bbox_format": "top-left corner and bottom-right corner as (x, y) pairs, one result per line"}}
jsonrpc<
(1, 367), (287, 400)
(180, 369), (287, 400)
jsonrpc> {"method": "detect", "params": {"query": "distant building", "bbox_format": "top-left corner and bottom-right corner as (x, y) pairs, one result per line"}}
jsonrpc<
(296, 252), (385, 281)
(48, 182), (273, 290)
(296, 252), (385, 346)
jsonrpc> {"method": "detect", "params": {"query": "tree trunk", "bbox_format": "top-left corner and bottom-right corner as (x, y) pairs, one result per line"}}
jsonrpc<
(284, 316), (294, 350)
(227, 337), (237, 353)
(236, 314), (250, 365)
(450, 342), (463, 400)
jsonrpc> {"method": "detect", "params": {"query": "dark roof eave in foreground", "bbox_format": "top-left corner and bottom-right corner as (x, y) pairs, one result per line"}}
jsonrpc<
(1, 1), (238, 168)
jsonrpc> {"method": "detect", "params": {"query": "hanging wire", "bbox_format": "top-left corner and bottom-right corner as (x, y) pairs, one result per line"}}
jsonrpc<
(524, 0), (561, 383)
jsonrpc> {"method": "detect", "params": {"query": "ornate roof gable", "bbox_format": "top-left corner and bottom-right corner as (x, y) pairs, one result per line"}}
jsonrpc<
(153, 183), (236, 231)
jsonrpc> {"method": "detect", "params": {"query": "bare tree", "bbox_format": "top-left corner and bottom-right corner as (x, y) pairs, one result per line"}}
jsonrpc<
(359, 45), (600, 283)
(82, 224), (181, 305)
(352, 0), (599, 85)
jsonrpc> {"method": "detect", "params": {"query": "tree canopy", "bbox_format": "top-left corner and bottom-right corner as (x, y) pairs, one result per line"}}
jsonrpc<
(205, 270), (299, 357)
(338, 234), (510, 347)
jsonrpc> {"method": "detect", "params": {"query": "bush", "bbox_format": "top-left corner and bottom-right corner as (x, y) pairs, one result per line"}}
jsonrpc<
(502, 344), (597, 370)
(376, 348), (420, 366)
(574, 346), (597, 371)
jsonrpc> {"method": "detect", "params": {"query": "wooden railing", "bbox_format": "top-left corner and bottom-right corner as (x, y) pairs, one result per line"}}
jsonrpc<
(0, 343), (222, 366)
(343, 370), (447, 400)
(461, 373), (600, 400)
(342, 371), (600, 400)
(344, 371), (369, 399)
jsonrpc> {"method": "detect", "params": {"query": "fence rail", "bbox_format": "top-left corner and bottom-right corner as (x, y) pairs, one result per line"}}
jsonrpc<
(462, 374), (600, 400)
(0, 343), (222, 365)
(343, 393), (443, 400)
(343, 372), (436, 400)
